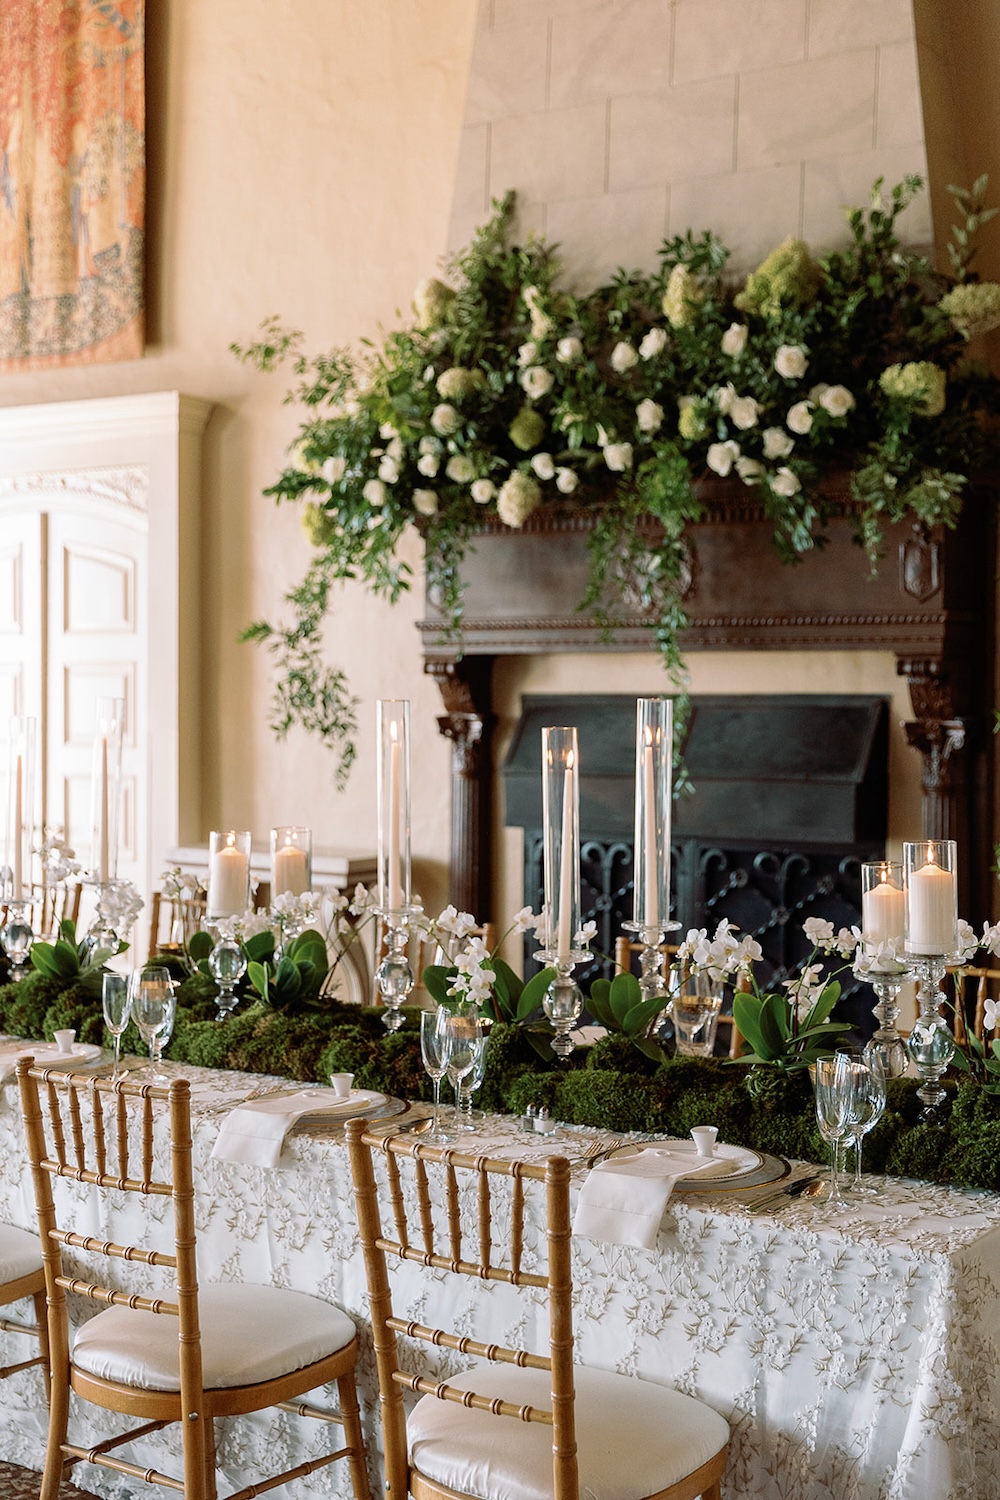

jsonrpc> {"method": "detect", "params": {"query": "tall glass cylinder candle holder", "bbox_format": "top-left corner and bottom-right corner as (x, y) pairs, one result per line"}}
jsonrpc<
(206, 830), (252, 921)
(90, 697), (124, 886)
(270, 826), (312, 897)
(5, 715), (36, 901)
(859, 861), (910, 1079)
(376, 700), (413, 920)
(536, 727), (588, 1057)
(622, 697), (678, 1007)
(903, 840), (958, 1123)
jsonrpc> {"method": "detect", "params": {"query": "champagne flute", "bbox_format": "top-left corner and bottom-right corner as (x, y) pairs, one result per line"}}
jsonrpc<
(130, 967), (174, 1083)
(101, 972), (131, 1082)
(420, 1007), (451, 1141)
(814, 1052), (868, 1206)
(848, 1047), (888, 1194)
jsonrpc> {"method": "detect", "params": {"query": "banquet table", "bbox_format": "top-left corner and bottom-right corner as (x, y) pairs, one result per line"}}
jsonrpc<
(0, 1057), (998, 1500)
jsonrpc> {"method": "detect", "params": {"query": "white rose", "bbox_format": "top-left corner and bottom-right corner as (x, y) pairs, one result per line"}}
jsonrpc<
(413, 489), (439, 516)
(639, 327), (668, 359)
(808, 382), (830, 402)
(762, 426), (794, 460)
(445, 454), (475, 482)
(774, 344), (809, 380)
(517, 341), (539, 367)
(377, 454), (400, 483)
(471, 479), (496, 504)
(418, 435), (440, 455)
(707, 440), (740, 477)
(519, 365), (555, 400)
(729, 395), (761, 430)
(772, 467), (801, 497)
(716, 382), (736, 415)
(530, 452), (556, 480)
(819, 384), (856, 417)
(362, 478), (387, 507)
(417, 453), (440, 477)
(721, 323), (748, 358)
(386, 436), (404, 461)
(431, 403), (461, 435)
(610, 341), (639, 374)
(322, 455), (346, 484)
(636, 398), (664, 434)
(603, 442), (634, 472)
(556, 336), (583, 363)
(787, 401), (814, 435)
(555, 467), (578, 494)
(379, 421), (397, 439)
(736, 457), (765, 484)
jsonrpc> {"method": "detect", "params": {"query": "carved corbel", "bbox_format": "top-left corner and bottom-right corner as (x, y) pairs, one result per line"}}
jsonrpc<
(425, 657), (495, 916)
(898, 658), (966, 841)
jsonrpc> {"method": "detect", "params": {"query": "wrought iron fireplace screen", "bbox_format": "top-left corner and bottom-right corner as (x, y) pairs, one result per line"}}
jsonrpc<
(503, 693), (889, 1030)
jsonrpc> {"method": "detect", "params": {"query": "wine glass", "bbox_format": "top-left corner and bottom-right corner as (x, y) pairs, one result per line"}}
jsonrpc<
(130, 967), (174, 1082)
(420, 1007), (451, 1141)
(814, 1052), (868, 1206)
(848, 1047), (888, 1194)
(456, 1023), (489, 1129)
(443, 1014), (481, 1136)
(101, 972), (131, 1082)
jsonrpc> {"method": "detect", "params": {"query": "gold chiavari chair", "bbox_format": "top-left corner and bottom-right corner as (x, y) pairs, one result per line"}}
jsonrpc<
(947, 965), (1000, 1047)
(1, 881), (82, 942)
(613, 937), (745, 1057)
(347, 1121), (730, 1500)
(18, 1064), (371, 1500)
(0, 1223), (49, 1401)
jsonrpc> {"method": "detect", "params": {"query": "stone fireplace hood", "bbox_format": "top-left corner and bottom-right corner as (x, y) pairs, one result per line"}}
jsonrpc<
(419, 484), (995, 927)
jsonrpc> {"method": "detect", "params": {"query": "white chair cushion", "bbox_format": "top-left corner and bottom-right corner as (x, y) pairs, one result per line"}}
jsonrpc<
(0, 1222), (43, 1285)
(408, 1362), (729, 1500)
(72, 1282), (356, 1392)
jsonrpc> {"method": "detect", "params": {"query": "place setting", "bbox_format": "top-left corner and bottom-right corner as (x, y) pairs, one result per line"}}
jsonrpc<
(210, 1071), (408, 1168)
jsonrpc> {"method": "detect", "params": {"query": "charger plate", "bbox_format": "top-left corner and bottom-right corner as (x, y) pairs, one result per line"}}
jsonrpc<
(605, 1139), (788, 1193)
(290, 1093), (409, 1134)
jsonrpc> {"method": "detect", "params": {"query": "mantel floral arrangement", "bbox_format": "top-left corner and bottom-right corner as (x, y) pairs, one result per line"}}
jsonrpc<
(235, 174), (1000, 779)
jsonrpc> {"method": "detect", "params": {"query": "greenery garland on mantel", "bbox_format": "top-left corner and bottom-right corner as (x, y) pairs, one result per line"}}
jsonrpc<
(3, 957), (1000, 1195)
(235, 174), (1000, 781)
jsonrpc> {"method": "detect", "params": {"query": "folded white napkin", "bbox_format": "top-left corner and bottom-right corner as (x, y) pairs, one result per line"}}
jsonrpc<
(211, 1090), (379, 1168)
(573, 1146), (732, 1249)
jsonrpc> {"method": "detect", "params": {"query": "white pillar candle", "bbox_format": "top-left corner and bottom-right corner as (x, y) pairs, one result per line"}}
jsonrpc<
(862, 878), (904, 945)
(556, 755), (575, 962)
(643, 737), (658, 931)
(208, 839), (250, 918)
(12, 753), (23, 897)
(273, 840), (308, 896)
(906, 859), (957, 954)
(387, 731), (402, 912)
(98, 735), (110, 884)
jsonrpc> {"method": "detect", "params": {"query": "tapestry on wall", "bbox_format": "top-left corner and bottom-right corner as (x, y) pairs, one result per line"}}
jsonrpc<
(0, 0), (145, 369)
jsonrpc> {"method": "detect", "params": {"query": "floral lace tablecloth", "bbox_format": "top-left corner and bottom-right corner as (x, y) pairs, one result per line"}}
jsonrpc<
(0, 1059), (997, 1500)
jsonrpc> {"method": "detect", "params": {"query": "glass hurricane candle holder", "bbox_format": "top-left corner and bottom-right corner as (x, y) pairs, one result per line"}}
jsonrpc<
(206, 831), (252, 922)
(5, 716), (36, 902)
(90, 697), (124, 886)
(377, 700), (412, 921)
(621, 696), (678, 1006)
(271, 826), (312, 898)
(902, 841), (959, 1123)
(537, 726), (589, 1057)
(859, 862), (910, 1079)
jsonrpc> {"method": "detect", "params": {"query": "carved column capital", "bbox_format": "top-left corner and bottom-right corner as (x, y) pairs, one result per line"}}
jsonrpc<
(425, 657), (495, 916)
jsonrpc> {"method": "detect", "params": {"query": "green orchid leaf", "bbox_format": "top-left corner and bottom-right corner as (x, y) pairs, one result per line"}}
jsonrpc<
(586, 979), (615, 1032)
(422, 964), (458, 1006)
(188, 930), (214, 962)
(609, 971), (642, 1026)
(247, 961), (270, 999)
(244, 931), (275, 964)
(757, 995), (788, 1059)
(491, 958), (523, 1021)
(58, 918), (77, 943)
(732, 993), (769, 1059)
(518, 967), (556, 1021)
(951, 1048), (971, 1073)
(633, 1037), (669, 1065)
(29, 943), (59, 978)
(622, 995), (670, 1036)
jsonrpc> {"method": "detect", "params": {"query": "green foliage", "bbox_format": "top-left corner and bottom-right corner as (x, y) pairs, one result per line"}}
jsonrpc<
(587, 971), (671, 1063)
(239, 178), (1000, 781)
(731, 982), (852, 1070)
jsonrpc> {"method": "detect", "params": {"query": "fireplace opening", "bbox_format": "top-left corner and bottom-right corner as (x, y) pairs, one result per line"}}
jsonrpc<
(502, 693), (890, 1036)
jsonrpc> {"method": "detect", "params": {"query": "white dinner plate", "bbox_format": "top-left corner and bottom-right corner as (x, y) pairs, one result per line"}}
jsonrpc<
(25, 1043), (106, 1069)
(606, 1139), (767, 1186)
(293, 1088), (388, 1117)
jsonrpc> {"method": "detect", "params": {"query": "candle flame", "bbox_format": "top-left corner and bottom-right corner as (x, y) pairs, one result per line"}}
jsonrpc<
(566, 750), (575, 771)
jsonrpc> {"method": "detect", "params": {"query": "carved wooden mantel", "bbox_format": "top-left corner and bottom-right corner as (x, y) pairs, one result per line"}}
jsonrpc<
(419, 484), (996, 924)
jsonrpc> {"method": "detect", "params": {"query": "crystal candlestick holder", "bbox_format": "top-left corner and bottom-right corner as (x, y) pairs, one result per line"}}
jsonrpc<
(866, 966), (913, 1080)
(541, 964), (583, 1059)
(209, 937), (248, 1020)
(375, 913), (419, 1031)
(906, 954), (956, 1124)
(621, 919), (680, 1008)
(0, 901), (33, 979)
